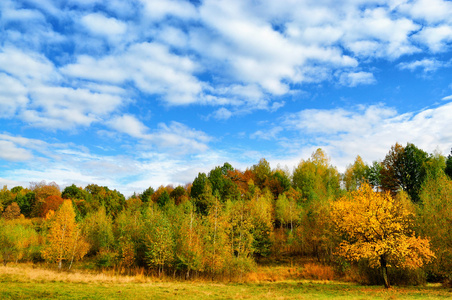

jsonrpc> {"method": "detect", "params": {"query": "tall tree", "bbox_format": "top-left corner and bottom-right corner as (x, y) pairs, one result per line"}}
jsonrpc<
(293, 148), (341, 201)
(41, 200), (89, 270)
(380, 143), (428, 202)
(331, 183), (434, 288)
(418, 173), (452, 280)
(144, 208), (175, 276)
(344, 155), (367, 191)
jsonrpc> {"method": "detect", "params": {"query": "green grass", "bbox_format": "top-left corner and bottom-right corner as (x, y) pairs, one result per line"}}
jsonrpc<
(1, 265), (451, 299)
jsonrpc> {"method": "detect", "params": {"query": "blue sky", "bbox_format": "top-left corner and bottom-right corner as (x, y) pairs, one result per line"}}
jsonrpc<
(1, 0), (451, 196)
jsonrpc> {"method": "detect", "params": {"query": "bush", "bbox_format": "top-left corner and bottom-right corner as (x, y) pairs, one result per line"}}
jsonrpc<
(353, 260), (427, 286)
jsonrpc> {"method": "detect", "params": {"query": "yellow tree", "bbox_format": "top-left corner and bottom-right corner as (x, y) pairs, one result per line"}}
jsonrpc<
(331, 183), (434, 288)
(42, 200), (89, 270)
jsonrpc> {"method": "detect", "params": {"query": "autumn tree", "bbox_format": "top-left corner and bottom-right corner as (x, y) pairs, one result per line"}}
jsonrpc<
(42, 200), (89, 270)
(202, 195), (230, 277)
(2, 202), (21, 220)
(331, 183), (434, 288)
(30, 181), (61, 217)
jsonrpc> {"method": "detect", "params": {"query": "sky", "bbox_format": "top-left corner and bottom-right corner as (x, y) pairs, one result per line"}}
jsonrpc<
(0, 0), (452, 196)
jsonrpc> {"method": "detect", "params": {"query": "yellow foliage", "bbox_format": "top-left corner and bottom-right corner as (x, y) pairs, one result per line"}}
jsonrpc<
(331, 183), (434, 270)
(41, 200), (89, 270)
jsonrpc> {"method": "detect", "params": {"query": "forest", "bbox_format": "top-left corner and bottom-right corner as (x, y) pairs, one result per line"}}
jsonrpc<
(1, 142), (452, 288)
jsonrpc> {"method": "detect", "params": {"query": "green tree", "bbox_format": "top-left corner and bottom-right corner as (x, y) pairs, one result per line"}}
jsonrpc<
(144, 208), (175, 276)
(140, 186), (155, 203)
(293, 148), (341, 202)
(445, 149), (452, 180)
(0, 220), (39, 265)
(418, 173), (452, 280)
(344, 155), (367, 191)
(82, 207), (114, 255)
(380, 143), (429, 202)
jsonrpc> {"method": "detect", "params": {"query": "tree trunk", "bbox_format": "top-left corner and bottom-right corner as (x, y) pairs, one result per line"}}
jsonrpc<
(380, 255), (390, 289)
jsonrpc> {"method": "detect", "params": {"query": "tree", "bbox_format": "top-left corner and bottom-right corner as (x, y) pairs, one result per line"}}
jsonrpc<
(445, 149), (452, 180)
(140, 186), (155, 203)
(144, 208), (175, 276)
(417, 173), (452, 280)
(344, 155), (367, 191)
(41, 200), (89, 270)
(31, 181), (61, 218)
(380, 143), (428, 202)
(0, 220), (38, 265)
(191, 173), (214, 215)
(293, 148), (341, 202)
(2, 202), (21, 220)
(331, 183), (434, 288)
(81, 207), (114, 255)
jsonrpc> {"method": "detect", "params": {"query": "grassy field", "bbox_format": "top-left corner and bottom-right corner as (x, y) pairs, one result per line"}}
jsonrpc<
(1, 264), (451, 299)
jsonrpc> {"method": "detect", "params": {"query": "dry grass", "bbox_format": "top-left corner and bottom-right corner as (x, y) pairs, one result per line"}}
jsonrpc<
(300, 262), (335, 280)
(0, 264), (152, 284)
(246, 259), (335, 282)
(1, 263), (452, 299)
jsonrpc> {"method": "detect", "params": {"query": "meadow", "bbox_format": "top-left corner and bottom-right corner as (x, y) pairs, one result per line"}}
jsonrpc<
(1, 264), (451, 300)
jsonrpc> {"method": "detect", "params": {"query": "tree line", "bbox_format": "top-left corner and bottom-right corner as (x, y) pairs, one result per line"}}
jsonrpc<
(1, 143), (452, 287)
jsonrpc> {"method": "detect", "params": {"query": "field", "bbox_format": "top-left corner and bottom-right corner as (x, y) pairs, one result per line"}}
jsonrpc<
(1, 265), (451, 299)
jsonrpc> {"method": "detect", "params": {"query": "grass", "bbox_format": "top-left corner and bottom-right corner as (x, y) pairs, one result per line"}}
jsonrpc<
(1, 264), (451, 299)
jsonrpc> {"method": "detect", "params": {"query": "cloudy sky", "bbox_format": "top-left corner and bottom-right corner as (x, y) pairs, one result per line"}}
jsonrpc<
(1, 0), (451, 195)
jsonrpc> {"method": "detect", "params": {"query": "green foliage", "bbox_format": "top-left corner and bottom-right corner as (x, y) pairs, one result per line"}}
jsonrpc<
(0, 219), (39, 265)
(445, 149), (452, 180)
(292, 148), (341, 202)
(140, 186), (154, 203)
(418, 173), (452, 281)
(144, 208), (175, 276)
(82, 207), (114, 255)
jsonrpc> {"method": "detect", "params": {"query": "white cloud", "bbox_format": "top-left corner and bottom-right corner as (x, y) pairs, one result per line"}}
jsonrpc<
(212, 108), (232, 120)
(415, 25), (452, 52)
(339, 71), (376, 87)
(282, 102), (452, 171)
(0, 140), (33, 161)
(251, 126), (283, 141)
(107, 114), (149, 139)
(400, 0), (452, 24)
(0, 47), (57, 83)
(140, 0), (197, 22)
(442, 95), (452, 101)
(62, 42), (203, 105)
(81, 13), (127, 37)
(0, 73), (28, 117)
(398, 58), (446, 72)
